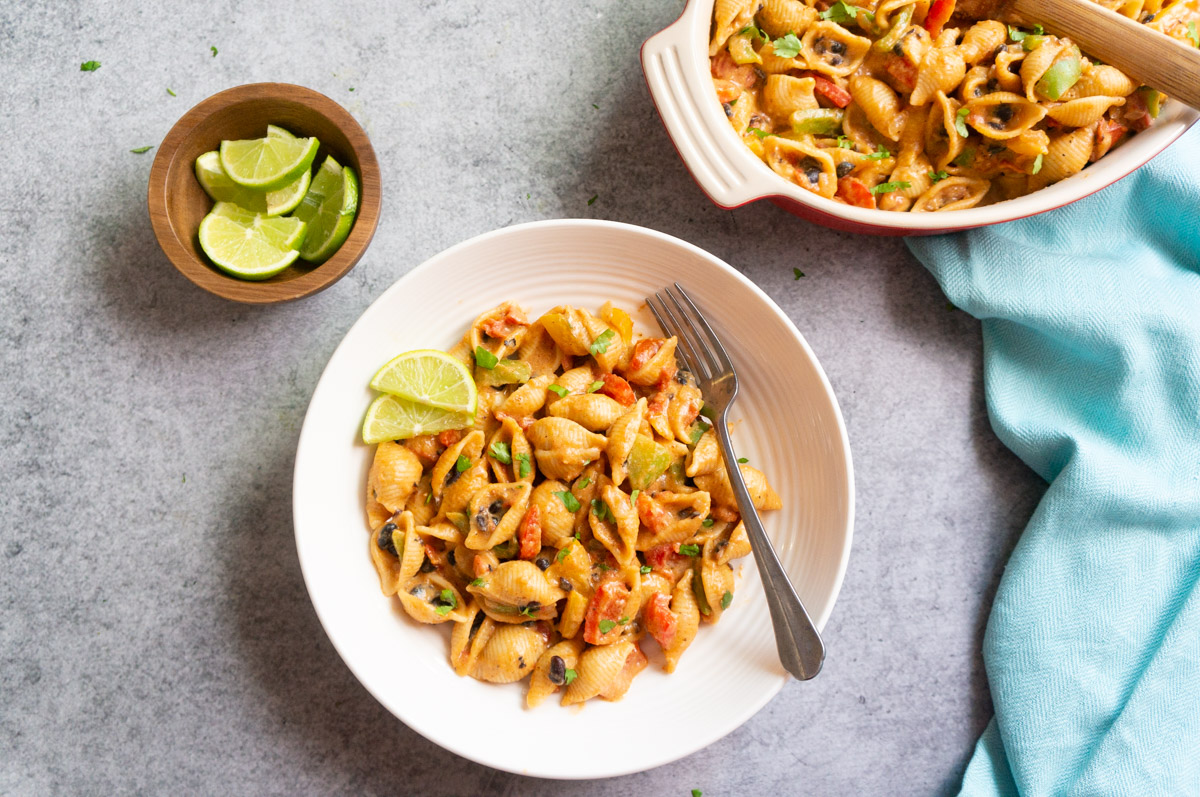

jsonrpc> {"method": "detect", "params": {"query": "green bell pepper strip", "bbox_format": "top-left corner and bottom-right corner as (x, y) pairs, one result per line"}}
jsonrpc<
(791, 108), (846, 135)
(1035, 47), (1081, 100)
(873, 4), (913, 53)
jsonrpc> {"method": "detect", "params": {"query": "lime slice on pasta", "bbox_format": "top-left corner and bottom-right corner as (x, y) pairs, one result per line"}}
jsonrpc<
(362, 394), (473, 444)
(369, 350), (477, 414)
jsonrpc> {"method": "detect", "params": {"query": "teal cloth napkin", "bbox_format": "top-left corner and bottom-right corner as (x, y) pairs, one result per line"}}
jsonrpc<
(906, 125), (1200, 797)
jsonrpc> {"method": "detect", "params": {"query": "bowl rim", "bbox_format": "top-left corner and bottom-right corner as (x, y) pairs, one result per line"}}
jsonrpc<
(147, 82), (381, 304)
(292, 218), (857, 778)
(641, 0), (1199, 233)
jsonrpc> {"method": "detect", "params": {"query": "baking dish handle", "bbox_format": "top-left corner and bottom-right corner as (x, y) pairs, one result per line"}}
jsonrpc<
(641, 5), (770, 209)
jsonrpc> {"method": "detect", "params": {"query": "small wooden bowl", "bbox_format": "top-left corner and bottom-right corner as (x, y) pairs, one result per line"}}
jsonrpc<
(148, 83), (381, 304)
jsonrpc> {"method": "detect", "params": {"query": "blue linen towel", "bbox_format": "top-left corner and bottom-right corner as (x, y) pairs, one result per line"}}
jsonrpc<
(907, 124), (1200, 797)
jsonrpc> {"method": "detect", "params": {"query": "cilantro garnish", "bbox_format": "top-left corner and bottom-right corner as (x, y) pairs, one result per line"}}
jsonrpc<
(819, 0), (859, 23)
(455, 454), (470, 473)
(435, 589), (457, 616)
(474, 346), (499, 370)
(592, 103), (599, 109)
(590, 498), (613, 522)
(130, 146), (153, 154)
(836, 135), (853, 149)
(547, 384), (568, 397)
(954, 147), (975, 167)
(598, 619), (617, 634)
(555, 491), (581, 512)
(748, 127), (771, 140)
(640, 565), (651, 574)
(870, 181), (911, 195)
(793, 268), (805, 280)
(166, 87), (177, 96)
(737, 457), (749, 464)
(771, 33), (803, 58)
(588, 329), (616, 356)
(693, 791), (703, 797)
(955, 107), (971, 138)
(720, 591), (733, 610)
(702, 518), (715, 527)
(80, 61), (101, 71)
(587, 194), (598, 206)
(564, 668), (578, 685)
(515, 452), (531, 478)
(425, 492), (433, 504)
(469, 578), (484, 587)
(864, 145), (891, 161)
(928, 170), (950, 183)
(587, 380), (604, 393)
(210, 46), (218, 57)
(489, 441), (511, 464)
(1008, 25), (1027, 42)
(1032, 153), (1044, 175)
(557, 547), (570, 563)
(679, 543), (701, 557)
(576, 477), (591, 489)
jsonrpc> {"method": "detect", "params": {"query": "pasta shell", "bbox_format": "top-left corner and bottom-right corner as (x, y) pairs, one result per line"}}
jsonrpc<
(396, 572), (467, 625)
(465, 482), (532, 550)
(366, 491), (390, 532)
(368, 511), (416, 596)
(599, 643), (649, 701)
(694, 464), (782, 511)
(924, 91), (965, 171)
(431, 430), (485, 498)
(849, 75), (904, 141)
(663, 569), (700, 673)
(622, 337), (678, 386)
(514, 321), (563, 378)
(685, 427), (723, 478)
(539, 307), (592, 356)
(608, 397), (647, 487)
(763, 135), (838, 198)
(530, 479), (575, 547)
(910, 47), (966, 107)
(964, 92), (1046, 140)
(1038, 127), (1095, 184)
(449, 602), (496, 676)
(757, 40), (804, 74)
(548, 393), (626, 432)
(993, 45), (1026, 93)
(1047, 96), (1125, 128)
(636, 490), (713, 549)
(403, 474), (437, 526)
(958, 20), (1006, 65)
(758, 0), (817, 38)
(590, 484), (640, 565)
(578, 310), (625, 373)
(418, 519), (463, 546)
(910, 176), (991, 211)
(761, 75), (818, 121)
(527, 638), (585, 708)
(1005, 127), (1049, 157)
(368, 442), (423, 513)
(470, 301), (528, 361)
(667, 384), (705, 444)
(546, 364), (598, 407)
(710, 0), (758, 56)
(471, 623), (549, 684)
(486, 416), (536, 485)
(715, 521), (753, 565)
(469, 559), (566, 610)
(563, 640), (635, 705)
(959, 65), (994, 102)
(1061, 65), (1136, 99)
(498, 373), (554, 420)
(799, 21), (871, 78)
(527, 417), (608, 481)
(442, 458), (490, 518)
(1019, 40), (1065, 101)
(699, 558), (736, 624)
(559, 588), (589, 639)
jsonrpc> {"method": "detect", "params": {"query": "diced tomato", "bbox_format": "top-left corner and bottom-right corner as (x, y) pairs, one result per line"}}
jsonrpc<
(494, 411), (535, 431)
(517, 505), (541, 560)
(644, 542), (686, 571)
(655, 362), (678, 392)
(598, 373), (636, 406)
(711, 505), (740, 524)
(836, 177), (876, 209)
(437, 429), (462, 448)
(646, 389), (671, 430)
(629, 338), (665, 373)
(643, 592), (678, 649)
(472, 553), (492, 578)
(884, 56), (919, 93)
(583, 580), (630, 645)
(481, 309), (528, 340)
(1093, 119), (1128, 161)
(924, 0), (956, 36)
(794, 70), (852, 108)
(711, 52), (760, 89)
(1043, 117), (1064, 130)
(1122, 92), (1153, 132)
(636, 491), (672, 534)
(403, 434), (442, 467)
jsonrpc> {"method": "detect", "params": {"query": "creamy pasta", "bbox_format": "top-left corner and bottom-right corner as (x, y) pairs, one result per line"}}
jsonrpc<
(710, 0), (1199, 211)
(364, 302), (781, 707)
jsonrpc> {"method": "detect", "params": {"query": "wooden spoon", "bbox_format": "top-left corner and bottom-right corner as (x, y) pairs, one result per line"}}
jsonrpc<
(961, 0), (1200, 110)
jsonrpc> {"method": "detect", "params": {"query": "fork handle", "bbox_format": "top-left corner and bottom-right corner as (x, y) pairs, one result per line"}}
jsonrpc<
(714, 418), (825, 680)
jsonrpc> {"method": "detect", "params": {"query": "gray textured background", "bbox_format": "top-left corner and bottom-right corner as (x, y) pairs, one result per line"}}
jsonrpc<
(1, 1), (1046, 794)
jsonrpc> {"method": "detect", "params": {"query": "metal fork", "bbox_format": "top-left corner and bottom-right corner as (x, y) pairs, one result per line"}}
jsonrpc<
(646, 283), (825, 680)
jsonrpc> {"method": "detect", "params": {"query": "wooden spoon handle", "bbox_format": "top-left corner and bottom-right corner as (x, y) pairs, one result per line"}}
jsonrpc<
(1007, 0), (1200, 110)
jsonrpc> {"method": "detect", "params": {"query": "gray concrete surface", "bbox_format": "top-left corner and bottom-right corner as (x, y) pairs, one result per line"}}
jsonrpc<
(0, 1), (1046, 794)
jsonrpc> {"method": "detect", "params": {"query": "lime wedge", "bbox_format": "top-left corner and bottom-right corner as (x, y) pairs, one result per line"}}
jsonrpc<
(362, 394), (474, 444)
(195, 150), (310, 217)
(198, 201), (307, 280)
(370, 350), (478, 413)
(293, 155), (359, 264)
(219, 134), (319, 192)
(267, 124), (297, 140)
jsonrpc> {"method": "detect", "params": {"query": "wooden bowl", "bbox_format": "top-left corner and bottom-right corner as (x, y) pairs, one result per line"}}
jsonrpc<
(148, 83), (381, 304)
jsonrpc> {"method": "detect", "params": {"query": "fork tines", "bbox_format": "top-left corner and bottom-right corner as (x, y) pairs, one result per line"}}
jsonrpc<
(645, 283), (737, 390)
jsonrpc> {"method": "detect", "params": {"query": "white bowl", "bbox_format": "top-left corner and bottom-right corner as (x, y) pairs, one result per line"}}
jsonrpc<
(641, 0), (1199, 235)
(293, 219), (855, 778)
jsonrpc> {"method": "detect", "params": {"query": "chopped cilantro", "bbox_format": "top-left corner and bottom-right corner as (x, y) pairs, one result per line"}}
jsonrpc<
(1032, 153), (1044, 175)
(793, 268), (805, 280)
(640, 565), (651, 574)
(474, 346), (499, 370)
(489, 440), (512, 464)
(80, 60), (101, 71)
(555, 491), (581, 512)
(737, 457), (749, 463)
(721, 591), (733, 609)
(1033, 23), (1044, 34)
(836, 135), (853, 149)
(953, 147), (975, 167)
(702, 518), (715, 527)
(1008, 25), (1027, 42)
(435, 589), (457, 615)
(515, 452), (531, 478)
(736, 24), (768, 40)
(564, 668), (578, 685)
(557, 547), (570, 563)
(547, 384), (568, 398)
(587, 380), (604, 393)
(598, 619), (617, 634)
(679, 543), (701, 557)
(588, 329), (616, 356)
(618, 616), (629, 624)
(587, 194), (598, 206)
(864, 145), (891, 161)
(519, 604), (538, 617)
(870, 180), (911, 195)
(819, 0), (859, 23)
(955, 106), (971, 138)
(469, 577), (484, 587)
(425, 492), (433, 504)
(577, 477), (591, 489)
(129, 146), (153, 154)
(749, 127), (771, 140)
(455, 454), (470, 473)
(928, 170), (950, 183)
(592, 102), (599, 109)
(590, 498), (613, 522)
(771, 33), (803, 58)
(166, 87), (177, 96)
(210, 45), (218, 57)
